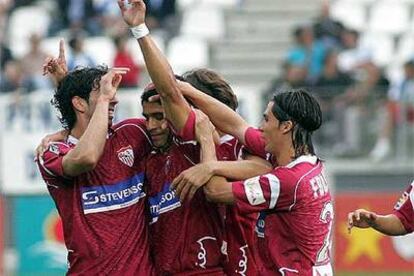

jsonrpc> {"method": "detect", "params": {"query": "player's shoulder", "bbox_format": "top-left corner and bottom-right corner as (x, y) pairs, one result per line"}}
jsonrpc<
(113, 118), (150, 139)
(113, 118), (147, 130)
(395, 180), (414, 210)
(278, 155), (321, 173)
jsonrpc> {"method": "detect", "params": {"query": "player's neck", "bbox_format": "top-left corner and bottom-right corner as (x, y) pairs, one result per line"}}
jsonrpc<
(69, 120), (88, 140)
(273, 142), (295, 167)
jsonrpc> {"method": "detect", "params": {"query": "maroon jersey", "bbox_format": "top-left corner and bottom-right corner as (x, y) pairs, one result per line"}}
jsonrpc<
(146, 135), (226, 275)
(231, 127), (333, 276)
(393, 180), (414, 233)
(37, 119), (154, 275)
(216, 135), (262, 276)
(181, 111), (263, 275)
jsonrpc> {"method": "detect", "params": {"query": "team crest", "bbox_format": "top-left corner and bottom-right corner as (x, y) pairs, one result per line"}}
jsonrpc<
(394, 192), (409, 210)
(117, 146), (134, 167)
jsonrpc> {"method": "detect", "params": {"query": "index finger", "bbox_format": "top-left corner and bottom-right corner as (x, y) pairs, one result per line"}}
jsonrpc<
(59, 39), (65, 60)
(110, 67), (130, 72)
(102, 68), (129, 80)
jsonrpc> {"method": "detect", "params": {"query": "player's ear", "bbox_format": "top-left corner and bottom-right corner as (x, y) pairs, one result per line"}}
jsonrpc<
(72, 96), (88, 113)
(281, 120), (294, 134)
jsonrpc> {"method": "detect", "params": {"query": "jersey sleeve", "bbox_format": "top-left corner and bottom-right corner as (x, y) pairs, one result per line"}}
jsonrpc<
(38, 142), (72, 178)
(173, 109), (196, 142)
(243, 127), (267, 159)
(393, 181), (414, 233)
(231, 169), (296, 214)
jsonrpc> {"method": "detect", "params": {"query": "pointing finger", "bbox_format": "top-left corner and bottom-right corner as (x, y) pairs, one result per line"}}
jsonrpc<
(59, 39), (65, 60)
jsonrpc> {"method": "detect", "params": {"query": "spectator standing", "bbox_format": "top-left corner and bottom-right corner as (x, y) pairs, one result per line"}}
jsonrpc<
(370, 60), (414, 160)
(67, 33), (95, 70)
(112, 35), (141, 88)
(313, 1), (344, 49)
(20, 33), (51, 91)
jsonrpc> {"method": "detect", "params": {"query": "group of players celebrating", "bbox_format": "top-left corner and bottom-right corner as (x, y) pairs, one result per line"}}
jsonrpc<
(36, 0), (414, 275)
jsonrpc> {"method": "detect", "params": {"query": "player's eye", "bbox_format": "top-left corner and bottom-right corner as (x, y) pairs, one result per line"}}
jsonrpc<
(154, 113), (164, 121)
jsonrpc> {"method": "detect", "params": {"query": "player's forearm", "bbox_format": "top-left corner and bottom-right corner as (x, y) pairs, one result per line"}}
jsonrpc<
(138, 36), (177, 99)
(371, 214), (407, 236)
(180, 84), (249, 143)
(203, 176), (234, 204)
(199, 133), (217, 163)
(198, 133), (234, 203)
(137, 36), (190, 130)
(63, 98), (109, 175)
(210, 160), (272, 181)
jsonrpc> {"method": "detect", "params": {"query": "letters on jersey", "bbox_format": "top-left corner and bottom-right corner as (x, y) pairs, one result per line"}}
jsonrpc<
(81, 172), (145, 214)
(148, 183), (181, 224)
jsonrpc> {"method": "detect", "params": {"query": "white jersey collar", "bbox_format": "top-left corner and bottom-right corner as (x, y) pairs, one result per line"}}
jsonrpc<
(286, 155), (318, 168)
(220, 134), (234, 144)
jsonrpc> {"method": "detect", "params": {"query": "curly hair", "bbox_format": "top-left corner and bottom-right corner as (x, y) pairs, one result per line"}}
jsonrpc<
(51, 66), (108, 130)
(271, 89), (322, 157)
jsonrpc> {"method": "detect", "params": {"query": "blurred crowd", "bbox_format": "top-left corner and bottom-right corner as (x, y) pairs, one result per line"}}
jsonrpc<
(0, 0), (179, 93)
(264, 2), (414, 160)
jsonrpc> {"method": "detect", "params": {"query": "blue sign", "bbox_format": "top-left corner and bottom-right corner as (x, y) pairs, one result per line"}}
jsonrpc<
(12, 196), (67, 275)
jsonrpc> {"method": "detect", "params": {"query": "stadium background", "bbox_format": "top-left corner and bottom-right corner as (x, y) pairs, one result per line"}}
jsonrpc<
(0, 0), (413, 275)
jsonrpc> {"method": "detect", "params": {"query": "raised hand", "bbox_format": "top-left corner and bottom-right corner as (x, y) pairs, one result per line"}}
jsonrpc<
(117, 0), (146, 27)
(347, 209), (378, 233)
(98, 67), (130, 101)
(42, 40), (68, 85)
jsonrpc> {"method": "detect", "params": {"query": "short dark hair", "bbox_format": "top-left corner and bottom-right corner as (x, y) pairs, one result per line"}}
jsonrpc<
(271, 89), (322, 157)
(52, 66), (108, 130)
(140, 83), (161, 105)
(182, 69), (238, 111)
(140, 75), (185, 105)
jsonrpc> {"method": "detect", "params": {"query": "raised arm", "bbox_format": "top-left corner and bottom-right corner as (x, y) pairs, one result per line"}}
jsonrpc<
(347, 209), (407, 236)
(62, 69), (126, 176)
(178, 81), (251, 144)
(118, 0), (190, 131)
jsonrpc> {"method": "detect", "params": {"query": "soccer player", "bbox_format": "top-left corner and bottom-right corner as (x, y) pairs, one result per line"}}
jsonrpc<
(140, 84), (227, 274)
(142, 77), (269, 275)
(174, 86), (333, 275)
(118, 0), (271, 274)
(348, 180), (414, 235)
(171, 70), (270, 276)
(38, 45), (154, 274)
